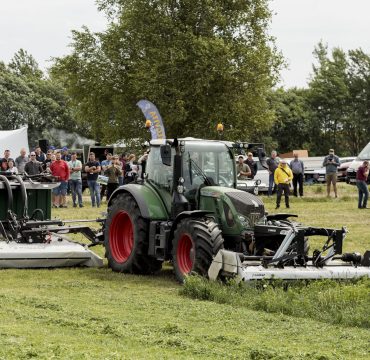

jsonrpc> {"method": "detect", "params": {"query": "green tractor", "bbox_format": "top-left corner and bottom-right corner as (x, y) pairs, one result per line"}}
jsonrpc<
(104, 138), (267, 281)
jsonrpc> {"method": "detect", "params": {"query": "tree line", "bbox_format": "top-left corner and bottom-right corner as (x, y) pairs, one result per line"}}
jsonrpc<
(1, 1), (369, 157)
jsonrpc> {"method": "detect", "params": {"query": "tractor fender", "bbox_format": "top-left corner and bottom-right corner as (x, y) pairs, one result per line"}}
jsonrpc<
(169, 210), (214, 240)
(108, 183), (169, 220)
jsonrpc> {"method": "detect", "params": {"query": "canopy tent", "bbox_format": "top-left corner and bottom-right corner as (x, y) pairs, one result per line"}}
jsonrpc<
(0, 127), (29, 158)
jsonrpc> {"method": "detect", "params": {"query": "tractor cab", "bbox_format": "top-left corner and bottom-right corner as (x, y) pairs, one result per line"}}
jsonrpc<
(146, 139), (236, 212)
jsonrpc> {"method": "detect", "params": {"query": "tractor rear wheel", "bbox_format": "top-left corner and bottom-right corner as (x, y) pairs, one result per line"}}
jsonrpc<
(172, 217), (224, 282)
(104, 193), (162, 274)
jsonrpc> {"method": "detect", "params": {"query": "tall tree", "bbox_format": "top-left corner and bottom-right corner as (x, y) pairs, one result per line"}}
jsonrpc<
(308, 42), (349, 155)
(51, 0), (283, 143)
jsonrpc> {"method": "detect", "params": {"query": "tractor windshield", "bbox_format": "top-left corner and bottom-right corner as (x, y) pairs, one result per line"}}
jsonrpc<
(183, 142), (235, 192)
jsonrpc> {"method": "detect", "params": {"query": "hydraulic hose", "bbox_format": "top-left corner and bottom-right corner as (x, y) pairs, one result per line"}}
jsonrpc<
(14, 175), (28, 219)
(0, 175), (14, 216)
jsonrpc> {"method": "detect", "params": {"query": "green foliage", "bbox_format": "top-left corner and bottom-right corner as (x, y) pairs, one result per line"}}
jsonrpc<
(51, 0), (283, 143)
(181, 276), (370, 329)
(0, 50), (76, 146)
(270, 42), (370, 156)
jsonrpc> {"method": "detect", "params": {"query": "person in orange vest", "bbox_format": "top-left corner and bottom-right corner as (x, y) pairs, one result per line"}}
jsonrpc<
(274, 159), (293, 209)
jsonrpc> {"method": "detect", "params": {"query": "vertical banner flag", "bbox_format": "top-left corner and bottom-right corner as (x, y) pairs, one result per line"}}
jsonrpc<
(136, 100), (166, 140)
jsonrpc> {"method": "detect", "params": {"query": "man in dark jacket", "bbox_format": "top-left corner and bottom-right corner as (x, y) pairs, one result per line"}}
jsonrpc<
(244, 152), (258, 179)
(290, 153), (305, 197)
(24, 152), (43, 175)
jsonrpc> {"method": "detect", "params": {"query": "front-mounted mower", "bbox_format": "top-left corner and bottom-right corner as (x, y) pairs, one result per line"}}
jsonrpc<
(104, 138), (370, 282)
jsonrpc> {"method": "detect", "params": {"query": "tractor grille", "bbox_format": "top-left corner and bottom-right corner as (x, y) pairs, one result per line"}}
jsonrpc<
(226, 191), (265, 226)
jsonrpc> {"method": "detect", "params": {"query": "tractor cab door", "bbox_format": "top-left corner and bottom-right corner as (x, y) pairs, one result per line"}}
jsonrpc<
(145, 146), (173, 214)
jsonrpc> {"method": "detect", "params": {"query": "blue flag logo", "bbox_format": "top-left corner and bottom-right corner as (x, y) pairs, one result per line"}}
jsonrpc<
(137, 100), (166, 140)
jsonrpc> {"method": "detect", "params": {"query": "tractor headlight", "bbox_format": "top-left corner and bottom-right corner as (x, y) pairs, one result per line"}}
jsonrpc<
(177, 185), (184, 194)
(238, 215), (250, 228)
(179, 177), (185, 184)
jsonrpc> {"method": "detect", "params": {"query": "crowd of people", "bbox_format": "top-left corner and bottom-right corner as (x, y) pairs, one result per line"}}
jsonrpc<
(239, 148), (368, 210)
(1, 145), (368, 210)
(0, 147), (148, 209)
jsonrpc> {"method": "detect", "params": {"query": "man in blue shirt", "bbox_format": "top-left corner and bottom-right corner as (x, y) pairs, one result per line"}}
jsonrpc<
(323, 148), (340, 198)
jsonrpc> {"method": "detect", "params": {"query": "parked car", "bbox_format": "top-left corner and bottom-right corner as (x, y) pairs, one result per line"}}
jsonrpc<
(346, 142), (370, 184)
(307, 157), (356, 183)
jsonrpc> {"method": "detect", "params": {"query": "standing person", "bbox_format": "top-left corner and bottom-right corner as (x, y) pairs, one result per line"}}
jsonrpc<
(7, 160), (18, 174)
(290, 153), (305, 197)
(24, 152), (43, 175)
(356, 160), (369, 209)
(2, 150), (14, 162)
(61, 147), (71, 162)
(104, 155), (123, 199)
(274, 159), (293, 209)
(124, 154), (137, 184)
(236, 156), (252, 180)
(50, 151), (70, 208)
(100, 153), (112, 201)
(43, 151), (53, 171)
(119, 153), (127, 185)
(138, 151), (149, 179)
(0, 159), (9, 172)
(84, 152), (101, 207)
(34, 146), (46, 163)
(15, 148), (29, 173)
(266, 150), (280, 196)
(68, 152), (84, 208)
(323, 149), (340, 198)
(244, 152), (258, 179)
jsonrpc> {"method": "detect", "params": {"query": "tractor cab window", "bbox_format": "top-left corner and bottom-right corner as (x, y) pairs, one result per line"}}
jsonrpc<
(183, 142), (235, 197)
(146, 146), (173, 190)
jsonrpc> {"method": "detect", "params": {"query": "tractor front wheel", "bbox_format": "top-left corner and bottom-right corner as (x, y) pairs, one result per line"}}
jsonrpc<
(104, 193), (162, 274)
(172, 218), (224, 282)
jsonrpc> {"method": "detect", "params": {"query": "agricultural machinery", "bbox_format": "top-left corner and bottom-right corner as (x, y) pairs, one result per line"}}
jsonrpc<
(104, 138), (370, 282)
(0, 173), (103, 268)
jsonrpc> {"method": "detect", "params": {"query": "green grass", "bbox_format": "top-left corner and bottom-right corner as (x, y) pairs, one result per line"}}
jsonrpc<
(0, 183), (369, 359)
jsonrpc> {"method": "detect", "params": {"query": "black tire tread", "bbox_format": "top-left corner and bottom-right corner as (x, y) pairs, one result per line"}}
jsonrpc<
(172, 217), (224, 282)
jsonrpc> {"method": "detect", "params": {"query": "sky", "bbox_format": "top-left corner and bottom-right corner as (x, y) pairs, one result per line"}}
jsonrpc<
(1, 0), (370, 88)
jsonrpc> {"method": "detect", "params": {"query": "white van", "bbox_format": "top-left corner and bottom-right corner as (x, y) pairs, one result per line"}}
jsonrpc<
(346, 142), (370, 184)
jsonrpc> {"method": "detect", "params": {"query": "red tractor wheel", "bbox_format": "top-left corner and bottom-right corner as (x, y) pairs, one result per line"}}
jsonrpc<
(104, 193), (162, 274)
(172, 218), (224, 282)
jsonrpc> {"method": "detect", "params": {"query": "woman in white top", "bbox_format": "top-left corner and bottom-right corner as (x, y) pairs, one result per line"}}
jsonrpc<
(7, 160), (18, 174)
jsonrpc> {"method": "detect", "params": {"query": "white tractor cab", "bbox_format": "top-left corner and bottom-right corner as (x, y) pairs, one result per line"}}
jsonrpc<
(346, 142), (370, 184)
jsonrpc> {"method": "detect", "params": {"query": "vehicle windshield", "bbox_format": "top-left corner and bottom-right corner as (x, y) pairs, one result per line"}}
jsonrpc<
(358, 142), (370, 160)
(183, 141), (235, 192)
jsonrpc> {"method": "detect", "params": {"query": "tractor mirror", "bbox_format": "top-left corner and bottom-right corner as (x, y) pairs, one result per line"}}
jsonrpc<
(160, 145), (172, 166)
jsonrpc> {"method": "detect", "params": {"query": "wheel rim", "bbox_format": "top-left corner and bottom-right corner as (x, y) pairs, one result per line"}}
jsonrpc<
(177, 233), (194, 275)
(109, 211), (134, 263)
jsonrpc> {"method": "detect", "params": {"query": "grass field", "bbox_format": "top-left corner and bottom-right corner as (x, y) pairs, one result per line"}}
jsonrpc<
(0, 183), (369, 359)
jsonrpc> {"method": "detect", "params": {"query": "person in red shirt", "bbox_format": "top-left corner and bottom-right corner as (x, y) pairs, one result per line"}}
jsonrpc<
(50, 151), (70, 208)
(356, 160), (369, 209)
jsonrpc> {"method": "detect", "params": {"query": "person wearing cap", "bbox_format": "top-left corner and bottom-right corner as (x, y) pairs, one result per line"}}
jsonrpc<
(236, 156), (251, 180)
(61, 147), (71, 162)
(24, 152), (43, 175)
(323, 149), (340, 197)
(356, 160), (369, 209)
(104, 155), (123, 199)
(244, 152), (258, 179)
(274, 159), (293, 209)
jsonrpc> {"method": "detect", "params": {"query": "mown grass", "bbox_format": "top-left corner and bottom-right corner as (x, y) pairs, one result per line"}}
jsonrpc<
(0, 183), (368, 359)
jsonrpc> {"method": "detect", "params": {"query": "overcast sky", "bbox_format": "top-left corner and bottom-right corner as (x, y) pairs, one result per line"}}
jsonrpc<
(1, 0), (370, 88)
